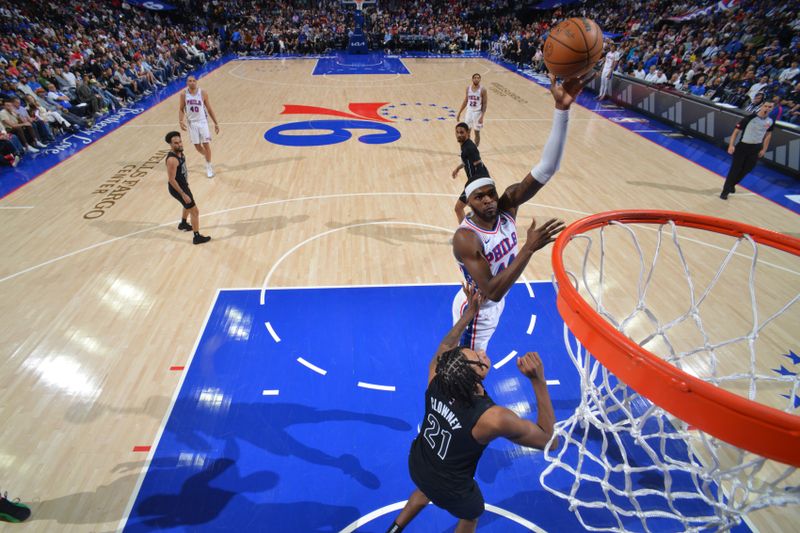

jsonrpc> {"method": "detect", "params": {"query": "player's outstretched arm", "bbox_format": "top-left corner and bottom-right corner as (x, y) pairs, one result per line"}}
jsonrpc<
(472, 352), (558, 449)
(427, 283), (484, 383)
(498, 72), (594, 214)
(454, 217), (565, 302)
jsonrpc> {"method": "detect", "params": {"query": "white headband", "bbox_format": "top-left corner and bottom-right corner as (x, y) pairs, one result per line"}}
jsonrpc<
(464, 177), (496, 199)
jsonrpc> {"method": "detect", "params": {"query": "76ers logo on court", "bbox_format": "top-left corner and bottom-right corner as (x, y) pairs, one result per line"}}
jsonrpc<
(264, 103), (400, 147)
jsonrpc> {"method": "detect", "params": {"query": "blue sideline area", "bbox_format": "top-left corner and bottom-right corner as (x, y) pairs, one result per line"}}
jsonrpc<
(122, 284), (751, 532)
(0, 55), (231, 199)
(2, 51), (798, 216)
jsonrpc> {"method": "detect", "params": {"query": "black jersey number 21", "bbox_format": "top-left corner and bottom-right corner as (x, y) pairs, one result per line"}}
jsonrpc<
(423, 413), (452, 460)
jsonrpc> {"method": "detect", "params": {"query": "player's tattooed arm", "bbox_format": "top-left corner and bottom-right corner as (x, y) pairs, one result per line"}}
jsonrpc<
(455, 220), (564, 302)
(428, 283), (484, 382)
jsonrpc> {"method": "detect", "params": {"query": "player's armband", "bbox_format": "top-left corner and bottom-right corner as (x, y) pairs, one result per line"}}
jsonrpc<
(531, 109), (570, 185)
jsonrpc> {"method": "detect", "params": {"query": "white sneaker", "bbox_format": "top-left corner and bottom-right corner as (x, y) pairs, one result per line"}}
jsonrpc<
(206, 164), (214, 178)
(26, 145), (39, 153)
(35, 141), (47, 148)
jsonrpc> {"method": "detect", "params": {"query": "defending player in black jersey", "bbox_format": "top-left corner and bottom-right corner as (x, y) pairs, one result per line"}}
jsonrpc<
(164, 131), (211, 245)
(452, 122), (490, 223)
(385, 285), (557, 533)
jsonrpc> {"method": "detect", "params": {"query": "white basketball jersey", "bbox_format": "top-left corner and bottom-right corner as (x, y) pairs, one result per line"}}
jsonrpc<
(467, 84), (482, 109)
(456, 211), (518, 305)
(184, 88), (207, 123)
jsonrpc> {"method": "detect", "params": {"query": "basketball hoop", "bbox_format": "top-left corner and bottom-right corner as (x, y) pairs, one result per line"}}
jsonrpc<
(353, 0), (364, 11)
(542, 210), (800, 531)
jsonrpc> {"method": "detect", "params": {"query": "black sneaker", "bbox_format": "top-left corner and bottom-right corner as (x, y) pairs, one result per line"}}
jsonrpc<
(177, 220), (192, 231)
(0, 493), (31, 523)
(720, 192), (728, 200)
(193, 234), (211, 245)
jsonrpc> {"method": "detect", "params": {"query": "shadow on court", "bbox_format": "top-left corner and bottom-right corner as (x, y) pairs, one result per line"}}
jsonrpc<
(125, 440), (362, 531)
(87, 213), (309, 243)
(626, 180), (720, 195)
(326, 218), (450, 246)
(163, 398), (410, 490)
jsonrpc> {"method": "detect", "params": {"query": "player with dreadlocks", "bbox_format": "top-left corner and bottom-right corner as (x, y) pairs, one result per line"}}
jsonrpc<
(385, 284), (558, 533)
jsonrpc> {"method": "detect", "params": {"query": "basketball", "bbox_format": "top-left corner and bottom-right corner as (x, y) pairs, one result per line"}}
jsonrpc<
(544, 18), (604, 78)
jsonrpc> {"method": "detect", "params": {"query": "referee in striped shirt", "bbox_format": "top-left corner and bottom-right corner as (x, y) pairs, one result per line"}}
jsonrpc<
(720, 102), (775, 200)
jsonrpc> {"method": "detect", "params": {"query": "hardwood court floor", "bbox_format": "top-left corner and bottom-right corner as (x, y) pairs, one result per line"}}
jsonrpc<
(1, 57), (798, 531)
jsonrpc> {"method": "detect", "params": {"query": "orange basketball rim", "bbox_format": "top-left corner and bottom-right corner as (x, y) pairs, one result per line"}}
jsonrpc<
(551, 210), (800, 467)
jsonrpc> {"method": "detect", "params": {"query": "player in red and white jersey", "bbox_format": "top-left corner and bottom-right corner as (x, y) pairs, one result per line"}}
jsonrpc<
(179, 75), (220, 178)
(456, 73), (488, 147)
(452, 73), (593, 351)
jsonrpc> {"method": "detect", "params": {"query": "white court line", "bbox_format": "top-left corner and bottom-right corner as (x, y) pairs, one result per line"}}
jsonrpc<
(123, 118), (602, 127)
(117, 289), (220, 531)
(259, 220), (455, 304)
(546, 379), (560, 386)
(3, 191), (798, 285)
(339, 500), (545, 533)
(123, 120), (284, 127)
(258, 219), (536, 305)
(297, 356), (327, 375)
(357, 381), (396, 392)
(219, 280), (550, 291)
(264, 321), (281, 342)
(262, 389), (280, 396)
(524, 276), (535, 298)
(526, 314), (537, 335)
(493, 350), (517, 370)
(228, 58), (492, 88)
(486, 117), (602, 121)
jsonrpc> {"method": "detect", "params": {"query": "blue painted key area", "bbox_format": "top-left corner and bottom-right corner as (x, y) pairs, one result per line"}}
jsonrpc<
(313, 53), (410, 75)
(123, 284), (750, 532)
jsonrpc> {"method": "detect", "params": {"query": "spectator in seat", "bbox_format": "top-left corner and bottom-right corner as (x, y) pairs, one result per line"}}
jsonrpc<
(0, 98), (44, 153)
(12, 95), (52, 143)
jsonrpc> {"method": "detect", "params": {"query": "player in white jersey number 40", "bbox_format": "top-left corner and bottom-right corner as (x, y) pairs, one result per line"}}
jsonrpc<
(179, 75), (220, 178)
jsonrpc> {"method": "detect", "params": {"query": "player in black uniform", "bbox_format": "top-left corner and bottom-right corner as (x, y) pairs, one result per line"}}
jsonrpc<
(451, 122), (491, 223)
(164, 131), (211, 245)
(386, 285), (558, 533)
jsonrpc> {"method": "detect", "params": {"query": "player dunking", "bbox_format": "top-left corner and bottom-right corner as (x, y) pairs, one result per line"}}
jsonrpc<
(164, 131), (211, 245)
(452, 122), (490, 223)
(452, 73), (591, 351)
(179, 75), (220, 178)
(456, 74), (488, 147)
(385, 284), (557, 533)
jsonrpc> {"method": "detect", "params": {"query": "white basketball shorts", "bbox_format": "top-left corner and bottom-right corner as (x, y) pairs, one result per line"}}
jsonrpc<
(465, 108), (484, 131)
(451, 289), (505, 352)
(188, 121), (211, 145)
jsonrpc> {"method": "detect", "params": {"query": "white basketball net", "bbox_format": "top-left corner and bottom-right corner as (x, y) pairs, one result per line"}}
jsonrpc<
(540, 219), (800, 532)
